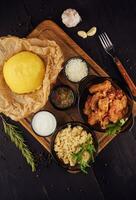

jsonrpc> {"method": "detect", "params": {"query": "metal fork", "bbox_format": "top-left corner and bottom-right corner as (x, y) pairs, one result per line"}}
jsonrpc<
(99, 32), (136, 97)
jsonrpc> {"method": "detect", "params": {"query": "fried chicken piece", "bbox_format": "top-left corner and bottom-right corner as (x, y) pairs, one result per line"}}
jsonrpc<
(107, 87), (116, 101)
(84, 96), (92, 115)
(88, 111), (98, 125)
(98, 97), (109, 112)
(116, 89), (124, 99)
(89, 80), (112, 94)
(88, 109), (106, 126)
(84, 92), (105, 115)
(101, 116), (109, 129)
(112, 96), (127, 112)
(120, 95), (127, 109)
(109, 95), (127, 123)
(109, 109), (123, 123)
(90, 92), (104, 111)
(97, 109), (107, 122)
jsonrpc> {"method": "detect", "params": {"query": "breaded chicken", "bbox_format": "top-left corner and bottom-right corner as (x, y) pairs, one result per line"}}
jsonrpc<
(84, 96), (92, 115)
(83, 80), (128, 129)
(89, 80), (112, 94)
(88, 110), (106, 126)
(98, 97), (109, 112)
(88, 111), (98, 125)
(109, 95), (127, 123)
(101, 116), (109, 128)
(90, 92), (104, 110)
(109, 109), (123, 123)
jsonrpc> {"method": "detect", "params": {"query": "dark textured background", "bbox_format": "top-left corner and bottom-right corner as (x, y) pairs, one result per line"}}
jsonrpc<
(0, 0), (136, 200)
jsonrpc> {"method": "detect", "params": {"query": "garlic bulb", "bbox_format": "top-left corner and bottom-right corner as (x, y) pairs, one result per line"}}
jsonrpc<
(61, 8), (82, 28)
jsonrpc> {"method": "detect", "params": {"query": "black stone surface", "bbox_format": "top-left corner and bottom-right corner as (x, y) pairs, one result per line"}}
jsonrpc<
(0, 0), (136, 200)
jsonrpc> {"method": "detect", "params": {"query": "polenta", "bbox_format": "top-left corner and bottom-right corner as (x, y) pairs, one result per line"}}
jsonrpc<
(3, 51), (45, 94)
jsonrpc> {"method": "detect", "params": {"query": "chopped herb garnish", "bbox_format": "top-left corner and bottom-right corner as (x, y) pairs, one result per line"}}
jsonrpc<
(72, 136), (96, 174)
(106, 118), (127, 135)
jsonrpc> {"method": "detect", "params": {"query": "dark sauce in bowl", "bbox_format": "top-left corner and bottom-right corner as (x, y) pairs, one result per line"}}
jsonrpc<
(50, 85), (76, 110)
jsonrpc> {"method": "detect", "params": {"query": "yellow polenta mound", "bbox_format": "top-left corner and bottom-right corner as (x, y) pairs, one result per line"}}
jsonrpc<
(3, 51), (45, 94)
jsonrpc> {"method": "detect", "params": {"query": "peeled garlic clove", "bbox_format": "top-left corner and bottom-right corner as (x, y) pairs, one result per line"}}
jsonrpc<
(87, 27), (97, 36)
(77, 31), (87, 38)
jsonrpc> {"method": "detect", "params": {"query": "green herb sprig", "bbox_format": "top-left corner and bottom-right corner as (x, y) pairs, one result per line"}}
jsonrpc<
(1, 116), (36, 172)
(106, 118), (127, 135)
(72, 136), (96, 174)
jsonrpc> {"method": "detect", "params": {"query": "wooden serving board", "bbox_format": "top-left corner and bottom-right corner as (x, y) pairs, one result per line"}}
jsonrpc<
(19, 20), (136, 155)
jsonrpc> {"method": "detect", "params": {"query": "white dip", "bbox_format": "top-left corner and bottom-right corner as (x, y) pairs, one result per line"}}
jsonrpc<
(32, 111), (57, 136)
(65, 58), (88, 82)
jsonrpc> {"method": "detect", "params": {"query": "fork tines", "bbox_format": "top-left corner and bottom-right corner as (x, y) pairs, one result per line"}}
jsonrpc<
(98, 32), (113, 50)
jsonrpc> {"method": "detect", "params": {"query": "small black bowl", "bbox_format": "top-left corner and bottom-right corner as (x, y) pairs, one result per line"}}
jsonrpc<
(51, 121), (98, 172)
(49, 84), (76, 111)
(63, 57), (89, 84)
(31, 110), (57, 137)
(78, 75), (134, 133)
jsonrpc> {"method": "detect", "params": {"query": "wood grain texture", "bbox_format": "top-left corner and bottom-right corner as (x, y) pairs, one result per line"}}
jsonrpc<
(19, 20), (135, 158)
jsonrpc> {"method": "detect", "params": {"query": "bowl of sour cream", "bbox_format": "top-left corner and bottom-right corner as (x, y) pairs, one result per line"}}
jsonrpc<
(31, 111), (57, 137)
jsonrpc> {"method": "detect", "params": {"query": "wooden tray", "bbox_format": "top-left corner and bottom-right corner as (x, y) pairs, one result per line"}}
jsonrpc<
(19, 20), (136, 156)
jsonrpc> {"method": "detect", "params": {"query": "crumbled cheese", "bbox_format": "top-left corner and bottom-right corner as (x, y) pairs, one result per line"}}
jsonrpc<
(65, 58), (88, 82)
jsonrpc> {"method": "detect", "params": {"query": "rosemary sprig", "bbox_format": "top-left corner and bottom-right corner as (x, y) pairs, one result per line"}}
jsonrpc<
(106, 118), (127, 135)
(1, 116), (36, 172)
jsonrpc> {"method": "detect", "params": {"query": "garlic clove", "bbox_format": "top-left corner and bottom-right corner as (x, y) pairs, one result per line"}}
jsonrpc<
(87, 27), (97, 37)
(77, 31), (87, 39)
